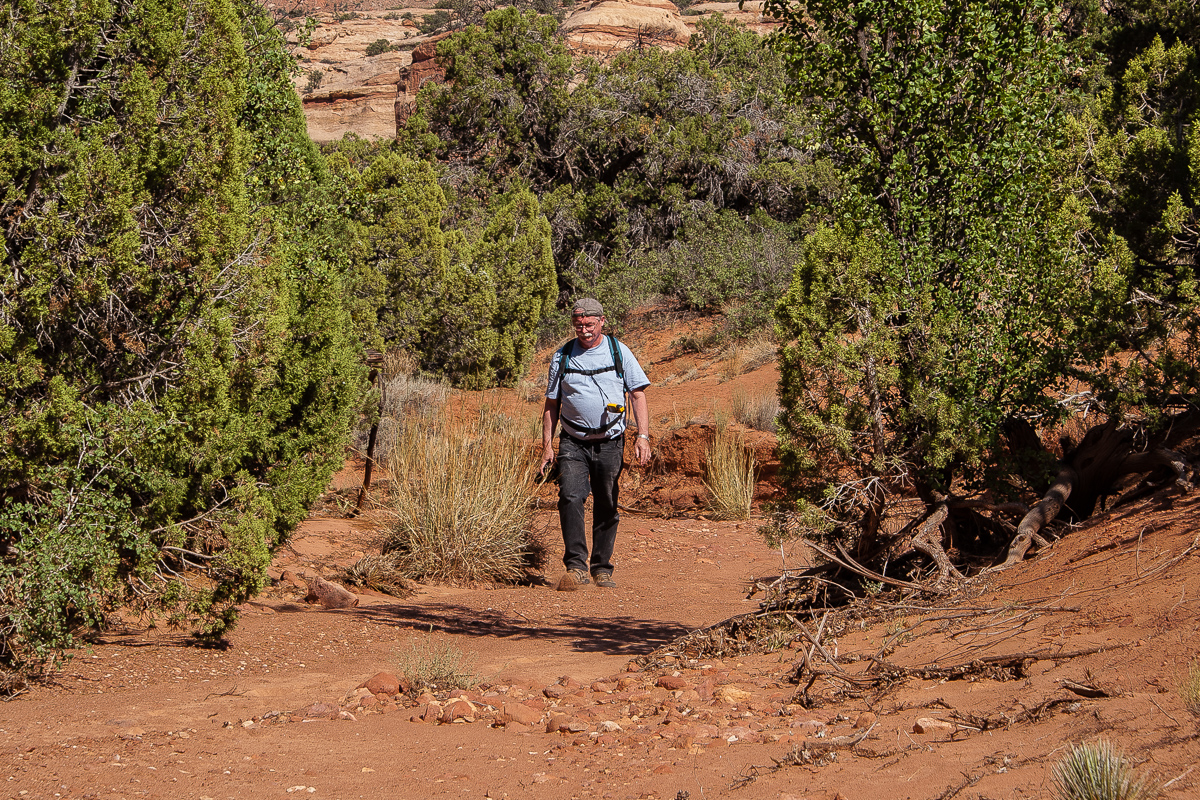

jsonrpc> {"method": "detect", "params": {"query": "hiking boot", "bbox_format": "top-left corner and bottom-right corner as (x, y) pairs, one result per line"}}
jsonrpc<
(556, 569), (591, 591)
(592, 571), (617, 588)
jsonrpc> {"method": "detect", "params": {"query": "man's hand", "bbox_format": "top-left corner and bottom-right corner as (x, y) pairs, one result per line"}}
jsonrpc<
(634, 436), (650, 467)
(539, 445), (556, 478)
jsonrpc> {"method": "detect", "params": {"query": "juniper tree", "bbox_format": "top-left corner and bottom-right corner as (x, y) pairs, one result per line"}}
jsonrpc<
(0, 0), (361, 678)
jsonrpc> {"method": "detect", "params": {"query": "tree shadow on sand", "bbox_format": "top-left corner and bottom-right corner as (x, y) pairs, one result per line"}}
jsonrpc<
(347, 602), (689, 657)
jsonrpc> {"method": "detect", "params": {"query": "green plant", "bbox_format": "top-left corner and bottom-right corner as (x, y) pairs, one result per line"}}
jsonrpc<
(1, 0), (362, 680)
(1052, 740), (1156, 800)
(383, 11), (401, 19)
(379, 407), (547, 584)
(304, 69), (324, 93)
(396, 634), (477, 694)
(704, 421), (757, 520)
(418, 9), (452, 34)
(365, 38), (392, 56)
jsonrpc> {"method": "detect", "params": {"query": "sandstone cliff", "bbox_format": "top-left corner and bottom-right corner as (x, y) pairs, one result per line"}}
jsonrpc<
(291, 1), (775, 143)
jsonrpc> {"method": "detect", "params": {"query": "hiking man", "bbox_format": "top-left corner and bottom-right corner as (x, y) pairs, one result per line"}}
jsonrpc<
(539, 298), (650, 590)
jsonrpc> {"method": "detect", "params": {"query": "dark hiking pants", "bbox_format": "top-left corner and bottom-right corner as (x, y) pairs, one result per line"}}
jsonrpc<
(557, 434), (624, 575)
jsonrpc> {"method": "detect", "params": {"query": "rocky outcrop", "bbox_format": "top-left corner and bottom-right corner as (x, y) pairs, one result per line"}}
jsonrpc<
(394, 34), (451, 129)
(289, 13), (423, 143)
(561, 0), (692, 55)
(293, 2), (778, 142)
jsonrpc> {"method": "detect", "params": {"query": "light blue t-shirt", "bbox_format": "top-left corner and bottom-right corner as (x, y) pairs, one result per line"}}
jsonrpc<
(546, 335), (650, 440)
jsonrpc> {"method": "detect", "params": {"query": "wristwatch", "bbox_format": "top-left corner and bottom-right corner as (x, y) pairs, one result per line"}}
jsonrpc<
(637, 434), (649, 440)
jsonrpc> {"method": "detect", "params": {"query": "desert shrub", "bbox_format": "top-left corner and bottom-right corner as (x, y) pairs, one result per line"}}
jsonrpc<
(342, 553), (415, 597)
(0, 0), (362, 678)
(732, 387), (779, 433)
(379, 408), (546, 583)
(365, 38), (392, 56)
(396, 635), (477, 694)
(330, 146), (554, 388)
(1052, 740), (1156, 800)
(305, 69), (323, 93)
(418, 9), (452, 33)
(704, 421), (757, 520)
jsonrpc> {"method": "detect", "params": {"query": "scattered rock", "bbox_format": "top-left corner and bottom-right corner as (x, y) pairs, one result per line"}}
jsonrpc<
(295, 702), (339, 720)
(441, 699), (476, 723)
(546, 714), (589, 734)
(304, 575), (359, 609)
(420, 702), (443, 723)
(854, 711), (876, 729)
(280, 570), (308, 591)
(501, 703), (544, 727)
(657, 675), (689, 690)
(714, 685), (752, 705)
(913, 717), (956, 734)
(359, 671), (404, 696)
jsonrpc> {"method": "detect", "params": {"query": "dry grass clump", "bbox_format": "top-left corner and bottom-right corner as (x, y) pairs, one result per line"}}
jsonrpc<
(1052, 740), (1156, 800)
(720, 337), (777, 381)
(378, 407), (547, 584)
(731, 386), (779, 432)
(371, 368), (449, 466)
(516, 375), (547, 404)
(1180, 659), (1200, 718)
(342, 552), (416, 598)
(396, 635), (477, 694)
(704, 420), (756, 520)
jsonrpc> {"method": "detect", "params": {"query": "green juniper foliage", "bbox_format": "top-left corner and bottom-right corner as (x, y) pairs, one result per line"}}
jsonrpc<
(766, 0), (1091, 554)
(400, 10), (828, 317)
(0, 0), (361, 675)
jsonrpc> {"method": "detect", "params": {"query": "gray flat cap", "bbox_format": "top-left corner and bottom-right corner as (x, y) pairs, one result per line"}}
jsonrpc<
(571, 297), (604, 317)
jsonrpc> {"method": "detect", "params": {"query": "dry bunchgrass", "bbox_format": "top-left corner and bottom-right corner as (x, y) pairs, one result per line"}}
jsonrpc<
(1180, 660), (1200, 718)
(720, 337), (776, 381)
(360, 350), (450, 465)
(516, 375), (547, 404)
(1052, 740), (1156, 800)
(342, 552), (416, 598)
(379, 407), (547, 584)
(396, 635), (477, 694)
(731, 386), (779, 433)
(704, 420), (756, 520)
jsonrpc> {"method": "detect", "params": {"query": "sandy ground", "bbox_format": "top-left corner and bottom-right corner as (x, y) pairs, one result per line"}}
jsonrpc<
(4, 317), (1199, 800)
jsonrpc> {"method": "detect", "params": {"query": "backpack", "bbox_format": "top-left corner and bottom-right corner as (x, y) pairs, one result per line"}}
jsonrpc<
(549, 335), (625, 399)
(550, 336), (627, 438)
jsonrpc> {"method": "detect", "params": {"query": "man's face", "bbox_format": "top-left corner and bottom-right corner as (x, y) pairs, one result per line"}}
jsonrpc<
(572, 314), (604, 348)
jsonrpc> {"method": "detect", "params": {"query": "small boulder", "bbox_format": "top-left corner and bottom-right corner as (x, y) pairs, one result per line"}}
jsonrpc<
(359, 671), (404, 696)
(913, 717), (956, 734)
(657, 675), (689, 691)
(854, 711), (877, 729)
(420, 702), (443, 723)
(304, 576), (359, 609)
(501, 703), (543, 727)
(441, 699), (476, 723)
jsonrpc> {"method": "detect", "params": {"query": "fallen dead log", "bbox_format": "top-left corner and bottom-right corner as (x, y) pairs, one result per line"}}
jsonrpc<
(948, 696), (1084, 731)
(868, 644), (1117, 681)
(1002, 413), (1197, 566)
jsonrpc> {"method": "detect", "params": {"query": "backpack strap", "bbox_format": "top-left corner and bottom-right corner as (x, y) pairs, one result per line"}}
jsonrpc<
(551, 336), (626, 398)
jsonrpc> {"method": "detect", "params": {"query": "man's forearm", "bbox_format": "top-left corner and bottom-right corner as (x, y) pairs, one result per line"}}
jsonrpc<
(630, 390), (648, 437)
